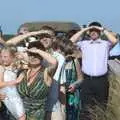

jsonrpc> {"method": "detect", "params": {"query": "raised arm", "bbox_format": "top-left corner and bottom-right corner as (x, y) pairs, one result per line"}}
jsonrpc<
(6, 30), (49, 45)
(27, 48), (58, 66)
(68, 59), (83, 92)
(0, 37), (5, 45)
(103, 29), (118, 45)
(70, 27), (91, 43)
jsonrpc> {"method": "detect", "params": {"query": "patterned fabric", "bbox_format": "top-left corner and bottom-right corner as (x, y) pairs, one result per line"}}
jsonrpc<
(65, 59), (80, 120)
(16, 71), (49, 120)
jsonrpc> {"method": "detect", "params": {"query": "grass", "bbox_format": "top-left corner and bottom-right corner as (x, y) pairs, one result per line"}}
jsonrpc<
(88, 60), (120, 120)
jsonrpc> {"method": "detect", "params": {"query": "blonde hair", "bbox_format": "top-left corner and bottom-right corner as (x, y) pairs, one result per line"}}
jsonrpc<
(1, 45), (17, 57)
(1, 45), (18, 69)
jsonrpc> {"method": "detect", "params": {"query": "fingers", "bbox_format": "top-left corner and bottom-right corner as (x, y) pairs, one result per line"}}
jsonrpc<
(0, 93), (6, 100)
(68, 84), (75, 92)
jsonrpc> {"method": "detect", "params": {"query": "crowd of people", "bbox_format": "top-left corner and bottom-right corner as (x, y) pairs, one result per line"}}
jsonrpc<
(0, 21), (119, 120)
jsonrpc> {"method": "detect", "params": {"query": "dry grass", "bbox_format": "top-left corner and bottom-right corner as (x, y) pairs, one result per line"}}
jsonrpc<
(88, 61), (120, 120)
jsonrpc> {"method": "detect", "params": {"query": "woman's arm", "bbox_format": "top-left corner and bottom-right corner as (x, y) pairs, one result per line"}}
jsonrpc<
(68, 59), (83, 92)
(6, 30), (47, 45)
(0, 37), (5, 44)
(28, 48), (58, 86)
(27, 48), (58, 66)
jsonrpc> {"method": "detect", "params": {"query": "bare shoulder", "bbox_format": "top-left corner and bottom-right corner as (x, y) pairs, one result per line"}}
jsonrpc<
(43, 68), (52, 87)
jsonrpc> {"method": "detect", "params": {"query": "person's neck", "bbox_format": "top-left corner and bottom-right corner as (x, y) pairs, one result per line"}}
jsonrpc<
(30, 66), (41, 72)
(46, 48), (53, 53)
(92, 36), (100, 41)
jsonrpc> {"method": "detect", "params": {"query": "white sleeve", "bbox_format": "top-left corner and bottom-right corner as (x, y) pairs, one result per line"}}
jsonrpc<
(60, 65), (66, 84)
(53, 53), (66, 83)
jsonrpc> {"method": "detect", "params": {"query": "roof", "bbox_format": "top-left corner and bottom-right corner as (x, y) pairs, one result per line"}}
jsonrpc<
(18, 21), (80, 33)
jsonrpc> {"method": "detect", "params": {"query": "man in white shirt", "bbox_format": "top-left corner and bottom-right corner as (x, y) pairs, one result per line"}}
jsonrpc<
(70, 22), (117, 120)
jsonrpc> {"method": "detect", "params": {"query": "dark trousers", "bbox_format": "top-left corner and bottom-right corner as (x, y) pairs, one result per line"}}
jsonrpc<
(109, 55), (120, 60)
(79, 73), (109, 120)
(0, 103), (10, 120)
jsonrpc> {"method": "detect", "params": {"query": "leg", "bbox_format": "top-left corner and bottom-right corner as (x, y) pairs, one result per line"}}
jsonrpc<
(45, 112), (52, 120)
(18, 114), (26, 120)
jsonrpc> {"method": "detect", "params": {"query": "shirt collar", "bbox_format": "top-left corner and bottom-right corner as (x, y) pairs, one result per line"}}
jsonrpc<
(90, 39), (102, 44)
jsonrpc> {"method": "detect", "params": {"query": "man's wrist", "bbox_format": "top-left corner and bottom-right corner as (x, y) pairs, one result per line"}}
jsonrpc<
(103, 28), (108, 34)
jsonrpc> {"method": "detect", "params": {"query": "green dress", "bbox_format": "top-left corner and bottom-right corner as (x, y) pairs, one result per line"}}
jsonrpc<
(17, 71), (49, 120)
(65, 59), (80, 120)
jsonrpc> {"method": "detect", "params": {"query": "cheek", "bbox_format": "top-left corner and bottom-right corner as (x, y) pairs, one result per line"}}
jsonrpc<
(35, 59), (40, 63)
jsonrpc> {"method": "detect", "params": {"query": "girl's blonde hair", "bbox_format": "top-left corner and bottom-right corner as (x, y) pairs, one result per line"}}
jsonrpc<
(1, 45), (17, 57)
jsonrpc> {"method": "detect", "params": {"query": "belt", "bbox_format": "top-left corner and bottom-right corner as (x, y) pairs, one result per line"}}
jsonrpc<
(83, 72), (108, 78)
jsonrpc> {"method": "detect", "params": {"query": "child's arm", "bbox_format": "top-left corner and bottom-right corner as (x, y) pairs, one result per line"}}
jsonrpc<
(0, 68), (24, 88)
(0, 66), (14, 88)
(68, 59), (83, 92)
(9, 72), (25, 85)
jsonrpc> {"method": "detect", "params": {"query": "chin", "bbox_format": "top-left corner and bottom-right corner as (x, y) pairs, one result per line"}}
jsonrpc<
(30, 63), (40, 68)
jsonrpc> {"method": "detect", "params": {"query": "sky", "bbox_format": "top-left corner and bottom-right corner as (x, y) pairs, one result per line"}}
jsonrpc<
(0, 0), (120, 34)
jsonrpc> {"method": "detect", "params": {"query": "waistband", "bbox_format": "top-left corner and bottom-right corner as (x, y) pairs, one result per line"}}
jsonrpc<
(83, 72), (108, 78)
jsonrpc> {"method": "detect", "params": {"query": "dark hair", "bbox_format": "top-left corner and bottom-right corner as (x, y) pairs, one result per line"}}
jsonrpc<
(52, 37), (75, 56)
(37, 34), (52, 40)
(52, 37), (64, 52)
(28, 41), (45, 60)
(63, 40), (75, 56)
(88, 21), (102, 27)
(67, 29), (79, 39)
(40, 26), (56, 36)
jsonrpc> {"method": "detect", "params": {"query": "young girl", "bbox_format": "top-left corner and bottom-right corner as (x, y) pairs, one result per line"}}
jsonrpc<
(0, 46), (26, 120)
(64, 41), (82, 120)
(52, 38), (82, 120)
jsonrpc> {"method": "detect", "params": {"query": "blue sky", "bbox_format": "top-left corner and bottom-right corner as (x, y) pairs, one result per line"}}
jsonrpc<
(0, 0), (120, 34)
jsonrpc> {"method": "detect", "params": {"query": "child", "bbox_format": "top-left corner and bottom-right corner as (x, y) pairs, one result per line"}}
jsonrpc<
(0, 46), (26, 120)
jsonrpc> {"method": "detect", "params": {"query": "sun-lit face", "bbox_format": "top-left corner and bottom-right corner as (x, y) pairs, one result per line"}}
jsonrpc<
(18, 27), (29, 35)
(89, 29), (100, 40)
(1, 50), (14, 66)
(40, 37), (53, 49)
(28, 54), (41, 68)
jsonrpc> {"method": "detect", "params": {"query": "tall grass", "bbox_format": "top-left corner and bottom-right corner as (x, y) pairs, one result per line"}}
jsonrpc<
(87, 60), (120, 120)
